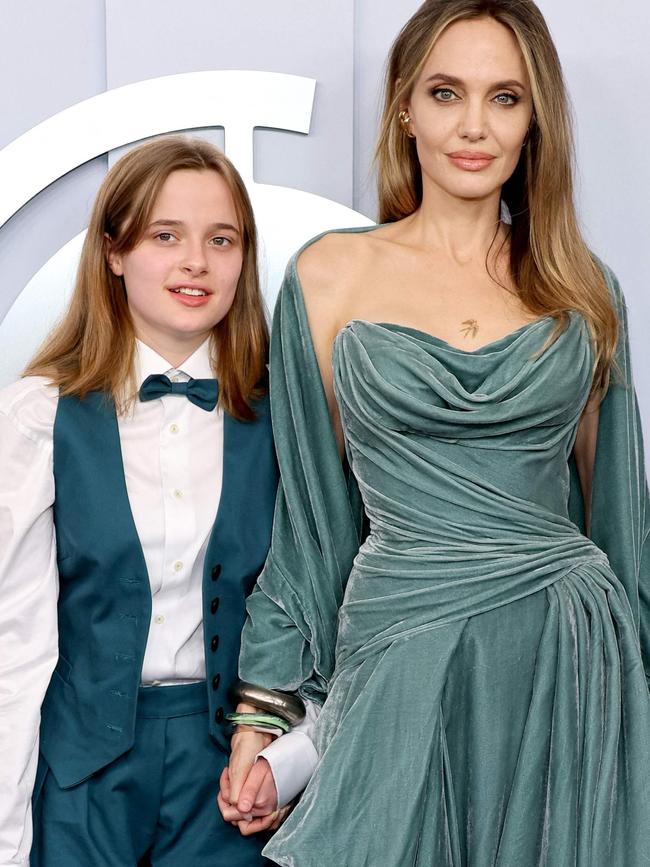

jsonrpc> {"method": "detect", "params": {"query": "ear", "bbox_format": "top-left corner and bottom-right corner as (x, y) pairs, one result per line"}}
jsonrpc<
(522, 113), (536, 148)
(104, 233), (124, 277)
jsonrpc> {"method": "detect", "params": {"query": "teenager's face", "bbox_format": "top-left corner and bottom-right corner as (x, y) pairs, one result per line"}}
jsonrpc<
(108, 168), (243, 358)
(403, 16), (534, 203)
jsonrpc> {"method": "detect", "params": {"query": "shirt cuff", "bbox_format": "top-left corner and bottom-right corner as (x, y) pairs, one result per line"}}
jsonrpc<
(257, 697), (320, 807)
(258, 731), (319, 808)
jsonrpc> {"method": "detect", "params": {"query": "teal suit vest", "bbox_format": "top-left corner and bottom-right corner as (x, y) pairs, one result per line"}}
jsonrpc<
(39, 391), (278, 789)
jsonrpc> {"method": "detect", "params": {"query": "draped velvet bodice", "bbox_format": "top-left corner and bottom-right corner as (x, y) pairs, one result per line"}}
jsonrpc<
(332, 312), (603, 669)
(334, 312), (592, 531)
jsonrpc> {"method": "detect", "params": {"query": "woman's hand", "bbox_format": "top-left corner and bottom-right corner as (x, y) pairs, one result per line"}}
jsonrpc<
(217, 702), (292, 833)
(227, 703), (272, 803)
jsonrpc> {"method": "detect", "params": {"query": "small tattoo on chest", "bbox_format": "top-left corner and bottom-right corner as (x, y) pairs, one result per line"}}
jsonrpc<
(460, 319), (479, 339)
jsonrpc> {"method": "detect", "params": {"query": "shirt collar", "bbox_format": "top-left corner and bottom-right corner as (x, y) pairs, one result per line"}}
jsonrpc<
(135, 338), (214, 387)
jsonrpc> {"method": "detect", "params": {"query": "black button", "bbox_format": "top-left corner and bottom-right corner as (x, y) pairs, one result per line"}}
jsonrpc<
(211, 635), (219, 652)
(211, 564), (222, 581)
(215, 706), (224, 724)
(212, 673), (221, 691)
(210, 597), (220, 615)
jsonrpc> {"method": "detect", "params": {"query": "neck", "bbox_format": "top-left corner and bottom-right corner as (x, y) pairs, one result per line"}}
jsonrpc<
(406, 182), (505, 265)
(135, 328), (210, 369)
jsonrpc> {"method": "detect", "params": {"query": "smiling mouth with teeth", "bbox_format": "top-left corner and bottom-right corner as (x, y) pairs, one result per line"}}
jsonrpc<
(171, 287), (208, 296)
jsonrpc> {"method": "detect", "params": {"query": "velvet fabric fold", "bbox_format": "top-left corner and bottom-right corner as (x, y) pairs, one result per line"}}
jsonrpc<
(239, 227), (650, 866)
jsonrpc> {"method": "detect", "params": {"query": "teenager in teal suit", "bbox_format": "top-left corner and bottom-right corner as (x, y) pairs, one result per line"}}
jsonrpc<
(0, 136), (281, 866)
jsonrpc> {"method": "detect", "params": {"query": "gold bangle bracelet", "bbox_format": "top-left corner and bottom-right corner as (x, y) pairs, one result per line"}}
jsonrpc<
(228, 679), (306, 725)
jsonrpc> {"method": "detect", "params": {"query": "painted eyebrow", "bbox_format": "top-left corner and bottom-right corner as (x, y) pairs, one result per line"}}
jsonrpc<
(425, 73), (526, 90)
(148, 219), (240, 234)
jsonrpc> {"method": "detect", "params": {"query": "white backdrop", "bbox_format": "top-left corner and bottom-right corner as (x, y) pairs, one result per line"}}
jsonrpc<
(0, 0), (648, 445)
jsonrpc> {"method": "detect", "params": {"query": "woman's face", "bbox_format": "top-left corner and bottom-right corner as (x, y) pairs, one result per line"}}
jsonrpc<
(108, 168), (243, 357)
(404, 16), (534, 203)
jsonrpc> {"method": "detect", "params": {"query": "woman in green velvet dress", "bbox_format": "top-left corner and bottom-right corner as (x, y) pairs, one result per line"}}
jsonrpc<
(221, 1), (650, 863)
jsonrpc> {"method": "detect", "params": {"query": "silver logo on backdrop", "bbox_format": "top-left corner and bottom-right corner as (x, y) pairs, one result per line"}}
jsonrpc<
(0, 70), (372, 385)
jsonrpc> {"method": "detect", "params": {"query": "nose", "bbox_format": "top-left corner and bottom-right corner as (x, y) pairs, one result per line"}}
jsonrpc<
(458, 97), (488, 142)
(180, 239), (208, 276)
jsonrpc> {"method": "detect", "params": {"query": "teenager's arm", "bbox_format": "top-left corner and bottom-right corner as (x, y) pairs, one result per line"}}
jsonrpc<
(0, 382), (59, 867)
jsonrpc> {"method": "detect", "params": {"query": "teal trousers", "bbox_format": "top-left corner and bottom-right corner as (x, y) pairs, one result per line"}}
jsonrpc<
(31, 682), (273, 866)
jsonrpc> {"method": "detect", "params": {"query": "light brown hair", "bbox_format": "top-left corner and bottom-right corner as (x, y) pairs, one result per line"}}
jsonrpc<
(376, 0), (618, 393)
(25, 135), (268, 420)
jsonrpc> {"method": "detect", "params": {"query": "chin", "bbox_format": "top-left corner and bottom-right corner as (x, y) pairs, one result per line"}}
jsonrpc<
(174, 321), (219, 337)
(425, 168), (500, 202)
(444, 182), (501, 203)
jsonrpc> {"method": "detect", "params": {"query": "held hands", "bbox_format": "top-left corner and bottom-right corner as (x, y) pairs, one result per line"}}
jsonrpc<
(217, 702), (292, 835)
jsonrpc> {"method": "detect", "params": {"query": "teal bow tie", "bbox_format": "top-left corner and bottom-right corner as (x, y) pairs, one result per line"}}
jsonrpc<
(139, 374), (219, 412)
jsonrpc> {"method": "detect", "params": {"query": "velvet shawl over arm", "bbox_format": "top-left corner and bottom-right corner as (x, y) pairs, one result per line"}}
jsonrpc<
(569, 266), (650, 683)
(239, 251), (364, 704)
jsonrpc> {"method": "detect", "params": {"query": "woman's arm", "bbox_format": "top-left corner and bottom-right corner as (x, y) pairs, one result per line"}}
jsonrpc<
(0, 382), (59, 866)
(238, 232), (366, 699)
(573, 397), (600, 535)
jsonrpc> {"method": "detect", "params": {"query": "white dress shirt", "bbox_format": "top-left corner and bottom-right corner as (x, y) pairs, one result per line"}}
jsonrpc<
(0, 338), (317, 866)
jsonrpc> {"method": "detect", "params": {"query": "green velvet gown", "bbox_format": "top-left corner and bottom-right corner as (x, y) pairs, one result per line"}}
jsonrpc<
(240, 227), (650, 866)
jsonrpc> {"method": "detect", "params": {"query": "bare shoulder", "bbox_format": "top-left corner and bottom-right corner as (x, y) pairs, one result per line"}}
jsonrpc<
(296, 229), (378, 305)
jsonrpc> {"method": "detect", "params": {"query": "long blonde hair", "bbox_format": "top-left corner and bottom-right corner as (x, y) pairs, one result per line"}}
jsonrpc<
(376, 0), (618, 392)
(25, 135), (268, 420)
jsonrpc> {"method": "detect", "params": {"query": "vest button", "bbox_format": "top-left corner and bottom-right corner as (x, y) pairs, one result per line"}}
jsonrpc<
(210, 597), (220, 615)
(211, 635), (219, 652)
(211, 564), (222, 581)
(215, 707), (224, 724)
(212, 673), (221, 691)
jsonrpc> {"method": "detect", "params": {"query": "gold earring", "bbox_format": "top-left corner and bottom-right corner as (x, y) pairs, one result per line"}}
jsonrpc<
(398, 109), (415, 138)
